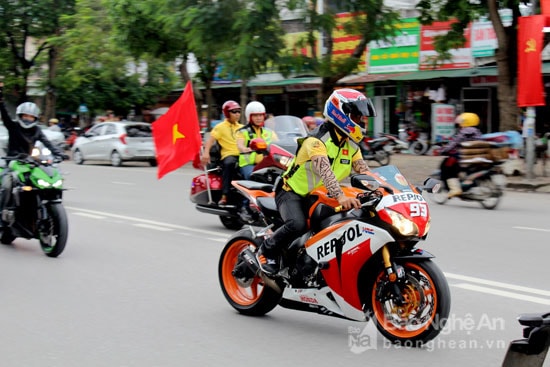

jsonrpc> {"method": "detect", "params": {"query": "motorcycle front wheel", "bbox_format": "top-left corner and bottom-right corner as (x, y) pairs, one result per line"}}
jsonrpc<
(478, 179), (501, 210)
(370, 260), (451, 345)
(218, 231), (281, 316)
(40, 203), (68, 257)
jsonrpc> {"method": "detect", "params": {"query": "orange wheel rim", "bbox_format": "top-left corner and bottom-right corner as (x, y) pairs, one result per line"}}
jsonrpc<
(372, 262), (438, 338)
(221, 239), (265, 306)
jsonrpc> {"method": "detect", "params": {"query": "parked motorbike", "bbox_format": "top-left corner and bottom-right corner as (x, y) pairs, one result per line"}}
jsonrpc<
(0, 146), (68, 257)
(501, 312), (550, 367)
(190, 139), (293, 230)
(427, 153), (507, 210)
(360, 136), (391, 166)
(219, 165), (451, 345)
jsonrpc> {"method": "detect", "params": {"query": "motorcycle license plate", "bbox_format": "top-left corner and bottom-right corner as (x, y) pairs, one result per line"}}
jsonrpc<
(491, 174), (507, 187)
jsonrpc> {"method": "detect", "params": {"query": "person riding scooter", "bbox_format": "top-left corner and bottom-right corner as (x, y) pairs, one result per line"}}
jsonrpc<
(439, 112), (483, 198)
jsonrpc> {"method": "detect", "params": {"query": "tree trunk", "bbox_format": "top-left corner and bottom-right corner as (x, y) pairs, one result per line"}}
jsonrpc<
(44, 46), (58, 123)
(240, 80), (248, 124)
(488, 0), (519, 131)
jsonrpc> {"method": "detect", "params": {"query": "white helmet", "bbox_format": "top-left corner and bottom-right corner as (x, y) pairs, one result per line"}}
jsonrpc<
(16, 102), (40, 129)
(245, 101), (266, 123)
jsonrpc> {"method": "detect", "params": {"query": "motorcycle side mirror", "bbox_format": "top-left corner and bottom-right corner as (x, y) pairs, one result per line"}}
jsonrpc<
(350, 174), (380, 191)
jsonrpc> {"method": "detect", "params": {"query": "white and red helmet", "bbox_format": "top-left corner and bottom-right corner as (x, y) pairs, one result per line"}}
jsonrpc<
(245, 101), (266, 123)
(323, 89), (376, 143)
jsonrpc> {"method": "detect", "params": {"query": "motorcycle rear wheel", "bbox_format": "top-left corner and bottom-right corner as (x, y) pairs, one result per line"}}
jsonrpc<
(371, 260), (451, 345)
(219, 215), (243, 230)
(410, 141), (429, 156)
(374, 151), (390, 166)
(40, 203), (68, 258)
(218, 233), (281, 316)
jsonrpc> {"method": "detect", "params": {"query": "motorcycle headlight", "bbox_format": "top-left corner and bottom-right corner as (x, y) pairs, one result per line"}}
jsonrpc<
(386, 208), (418, 236)
(52, 180), (63, 188)
(37, 179), (51, 188)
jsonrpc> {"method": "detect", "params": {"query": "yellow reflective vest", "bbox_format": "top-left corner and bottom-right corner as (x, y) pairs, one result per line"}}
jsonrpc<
(237, 126), (275, 167)
(284, 130), (359, 197)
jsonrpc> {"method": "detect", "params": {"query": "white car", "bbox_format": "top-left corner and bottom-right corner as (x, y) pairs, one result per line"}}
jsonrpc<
(71, 121), (156, 167)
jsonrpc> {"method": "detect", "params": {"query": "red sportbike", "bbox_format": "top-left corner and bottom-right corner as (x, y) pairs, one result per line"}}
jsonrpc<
(190, 139), (293, 230)
(219, 165), (450, 345)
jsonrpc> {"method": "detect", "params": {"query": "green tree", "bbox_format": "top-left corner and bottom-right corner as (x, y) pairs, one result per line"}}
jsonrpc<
(417, 0), (527, 131)
(53, 0), (176, 124)
(0, 0), (76, 112)
(289, 0), (401, 109)
(224, 0), (285, 114)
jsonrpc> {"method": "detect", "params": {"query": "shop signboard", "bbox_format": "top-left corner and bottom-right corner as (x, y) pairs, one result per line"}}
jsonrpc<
(368, 18), (420, 73)
(431, 104), (456, 143)
(471, 18), (497, 58)
(420, 20), (472, 70)
(333, 12), (367, 71)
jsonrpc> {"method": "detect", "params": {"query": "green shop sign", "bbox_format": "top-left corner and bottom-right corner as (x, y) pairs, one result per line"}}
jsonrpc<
(368, 18), (420, 74)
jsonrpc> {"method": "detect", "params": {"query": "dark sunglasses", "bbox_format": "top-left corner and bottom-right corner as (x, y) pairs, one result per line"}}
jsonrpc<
(229, 109), (241, 114)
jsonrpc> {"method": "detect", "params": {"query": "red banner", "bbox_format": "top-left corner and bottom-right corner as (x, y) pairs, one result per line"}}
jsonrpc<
(517, 16), (545, 107)
(153, 81), (202, 179)
(542, 0), (550, 16)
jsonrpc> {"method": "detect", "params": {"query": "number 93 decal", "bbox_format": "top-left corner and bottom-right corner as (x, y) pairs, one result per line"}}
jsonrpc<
(409, 202), (428, 217)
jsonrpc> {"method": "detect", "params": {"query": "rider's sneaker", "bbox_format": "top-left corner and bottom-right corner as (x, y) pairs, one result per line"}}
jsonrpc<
(256, 244), (280, 275)
(218, 195), (228, 206)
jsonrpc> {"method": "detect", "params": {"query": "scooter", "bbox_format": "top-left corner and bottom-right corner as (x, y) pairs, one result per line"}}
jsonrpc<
(219, 165), (450, 345)
(190, 139), (293, 230)
(427, 156), (507, 210)
(0, 146), (68, 257)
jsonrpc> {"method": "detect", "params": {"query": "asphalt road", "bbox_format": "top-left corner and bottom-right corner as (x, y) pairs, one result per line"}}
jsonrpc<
(0, 161), (548, 367)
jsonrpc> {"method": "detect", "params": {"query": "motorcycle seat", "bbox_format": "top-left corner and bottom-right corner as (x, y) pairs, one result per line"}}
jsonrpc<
(233, 180), (274, 193)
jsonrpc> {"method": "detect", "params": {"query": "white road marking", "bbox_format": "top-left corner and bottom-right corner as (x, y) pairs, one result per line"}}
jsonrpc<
(514, 226), (550, 233)
(445, 272), (550, 297)
(133, 223), (173, 231)
(66, 206), (227, 238)
(72, 212), (106, 219)
(453, 283), (550, 305)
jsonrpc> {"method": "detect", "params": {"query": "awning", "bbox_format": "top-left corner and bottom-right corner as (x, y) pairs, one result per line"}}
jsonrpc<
(388, 67), (498, 81)
(338, 72), (411, 84)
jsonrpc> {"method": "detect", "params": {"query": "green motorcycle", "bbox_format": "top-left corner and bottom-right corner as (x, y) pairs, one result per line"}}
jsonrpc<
(0, 147), (68, 257)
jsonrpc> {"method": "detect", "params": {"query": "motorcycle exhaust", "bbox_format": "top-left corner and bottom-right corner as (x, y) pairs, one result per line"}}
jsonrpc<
(240, 248), (282, 293)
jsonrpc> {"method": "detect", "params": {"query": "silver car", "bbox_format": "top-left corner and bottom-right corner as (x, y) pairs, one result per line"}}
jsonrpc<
(72, 121), (156, 167)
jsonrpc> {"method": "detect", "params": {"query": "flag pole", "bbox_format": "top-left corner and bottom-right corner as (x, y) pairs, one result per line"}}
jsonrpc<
(200, 145), (215, 204)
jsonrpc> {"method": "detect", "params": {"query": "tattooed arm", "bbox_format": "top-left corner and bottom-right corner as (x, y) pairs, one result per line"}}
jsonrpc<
(311, 155), (343, 199)
(352, 159), (370, 174)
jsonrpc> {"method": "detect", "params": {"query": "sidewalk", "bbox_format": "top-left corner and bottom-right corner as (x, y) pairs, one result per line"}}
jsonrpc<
(387, 153), (550, 194)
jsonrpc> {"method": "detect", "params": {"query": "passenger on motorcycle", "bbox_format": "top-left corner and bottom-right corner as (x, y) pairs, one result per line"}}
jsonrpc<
(236, 101), (277, 179)
(256, 88), (376, 275)
(200, 100), (244, 206)
(0, 85), (68, 224)
(439, 112), (483, 198)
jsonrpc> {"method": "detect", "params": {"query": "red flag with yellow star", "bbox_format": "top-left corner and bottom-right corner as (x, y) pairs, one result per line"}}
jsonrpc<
(517, 15), (546, 107)
(153, 81), (202, 179)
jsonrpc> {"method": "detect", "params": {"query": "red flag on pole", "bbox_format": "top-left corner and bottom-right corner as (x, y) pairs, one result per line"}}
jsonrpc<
(153, 81), (202, 179)
(517, 15), (546, 107)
